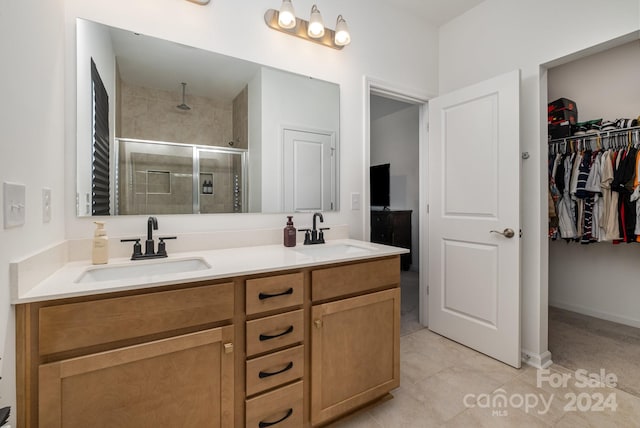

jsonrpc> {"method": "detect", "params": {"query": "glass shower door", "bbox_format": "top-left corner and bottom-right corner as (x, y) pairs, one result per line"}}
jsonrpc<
(117, 139), (194, 215)
(197, 148), (247, 214)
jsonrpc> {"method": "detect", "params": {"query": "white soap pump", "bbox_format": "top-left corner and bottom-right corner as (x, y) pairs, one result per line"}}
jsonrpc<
(92, 221), (109, 265)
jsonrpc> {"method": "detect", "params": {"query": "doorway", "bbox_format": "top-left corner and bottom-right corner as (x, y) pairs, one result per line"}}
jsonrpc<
(365, 79), (429, 336)
(543, 33), (640, 395)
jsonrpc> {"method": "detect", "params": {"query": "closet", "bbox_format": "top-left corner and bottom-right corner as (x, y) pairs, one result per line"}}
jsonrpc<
(546, 39), (640, 389)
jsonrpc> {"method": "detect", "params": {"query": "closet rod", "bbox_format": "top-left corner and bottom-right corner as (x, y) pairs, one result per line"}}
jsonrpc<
(548, 125), (640, 144)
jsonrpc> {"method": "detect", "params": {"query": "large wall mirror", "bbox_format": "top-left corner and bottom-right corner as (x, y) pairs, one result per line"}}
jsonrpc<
(76, 18), (340, 217)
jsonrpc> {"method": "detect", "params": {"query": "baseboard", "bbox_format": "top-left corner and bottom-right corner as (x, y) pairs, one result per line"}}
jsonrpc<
(521, 349), (553, 369)
(550, 301), (640, 329)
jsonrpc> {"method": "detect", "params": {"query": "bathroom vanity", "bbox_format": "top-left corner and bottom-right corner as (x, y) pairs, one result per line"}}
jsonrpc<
(13, 240), (404, 427)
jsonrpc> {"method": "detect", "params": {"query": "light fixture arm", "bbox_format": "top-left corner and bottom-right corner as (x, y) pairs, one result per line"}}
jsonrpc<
(264, 9), (346, 50)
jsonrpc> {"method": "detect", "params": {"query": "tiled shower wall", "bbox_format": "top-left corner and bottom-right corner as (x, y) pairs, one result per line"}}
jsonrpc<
(117, 80), (244, 215)
(118, 80), (234, 147)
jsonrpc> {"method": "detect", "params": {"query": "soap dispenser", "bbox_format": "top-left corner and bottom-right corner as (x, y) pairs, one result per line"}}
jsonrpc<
(92, 221), (109, 265)
(283, 216), (296, 247)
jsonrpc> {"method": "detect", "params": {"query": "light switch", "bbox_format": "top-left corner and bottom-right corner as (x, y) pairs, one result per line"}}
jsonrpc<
(42, 188), (52, 223)
(351, 192), (360, 211)
(3, 182), (26, 229)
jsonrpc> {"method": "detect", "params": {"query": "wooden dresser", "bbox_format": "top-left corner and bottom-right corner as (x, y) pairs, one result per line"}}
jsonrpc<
(371, 210), (412, 270)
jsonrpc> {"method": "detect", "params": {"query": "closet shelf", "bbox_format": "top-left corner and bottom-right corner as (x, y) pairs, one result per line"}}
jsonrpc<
(548, 125), (640, 145)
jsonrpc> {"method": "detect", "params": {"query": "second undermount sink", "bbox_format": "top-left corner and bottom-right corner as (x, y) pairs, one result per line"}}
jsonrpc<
(293, 243), (376, 258)
(75, 257), (211, 284)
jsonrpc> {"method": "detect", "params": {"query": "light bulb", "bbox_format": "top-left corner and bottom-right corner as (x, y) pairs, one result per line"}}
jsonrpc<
(278, 0), (296, 29)
(308, 5), (325, 38)
(334, 15), (351, 46)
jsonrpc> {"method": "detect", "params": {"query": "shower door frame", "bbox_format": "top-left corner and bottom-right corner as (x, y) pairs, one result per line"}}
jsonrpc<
(115, 137), (248, 215)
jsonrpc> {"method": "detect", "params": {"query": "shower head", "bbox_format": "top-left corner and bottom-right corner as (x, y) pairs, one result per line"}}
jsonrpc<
(176, 82), (191, 111)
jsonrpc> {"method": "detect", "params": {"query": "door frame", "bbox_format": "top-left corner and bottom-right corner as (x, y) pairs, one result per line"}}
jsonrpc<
(363, 76), (432, 325)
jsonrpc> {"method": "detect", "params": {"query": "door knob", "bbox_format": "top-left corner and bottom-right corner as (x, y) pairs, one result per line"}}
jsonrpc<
(490, 228), (515, 238)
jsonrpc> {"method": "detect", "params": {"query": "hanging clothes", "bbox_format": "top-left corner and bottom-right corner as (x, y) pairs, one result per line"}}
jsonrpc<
(612, 147), (638, 242)
(630, 150), (640, 241)
(549, 125), (640, 245)
(556, 153), (577, 239)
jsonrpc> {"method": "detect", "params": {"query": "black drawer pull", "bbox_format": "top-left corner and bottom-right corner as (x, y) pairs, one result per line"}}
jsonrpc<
(258, 287), (294, 300)
(259, 408), (293, 428)
(258, 362), (294, 379)
(259, 326), (294, 341)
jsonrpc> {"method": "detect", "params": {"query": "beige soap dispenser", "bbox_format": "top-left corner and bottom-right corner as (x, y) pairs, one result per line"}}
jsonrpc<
(92, 221), (109, 264)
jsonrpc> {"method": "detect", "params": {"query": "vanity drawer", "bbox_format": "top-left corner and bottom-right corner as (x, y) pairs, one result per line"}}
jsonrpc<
(246, 272), (303, 316)
(39, 282), (234, 355)
(311, 257), (400, 302)
(246, 345), (304, 397)
(246, 309), (304, 357)
(246, 380), (303, 428)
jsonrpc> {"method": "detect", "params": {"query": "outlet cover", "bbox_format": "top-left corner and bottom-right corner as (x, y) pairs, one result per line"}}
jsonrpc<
(4, 182), (26, 229)
(42, 188), (52, 223)
(351, 192), (361, 211)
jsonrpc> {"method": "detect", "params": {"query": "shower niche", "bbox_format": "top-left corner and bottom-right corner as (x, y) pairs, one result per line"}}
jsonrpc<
(117, 138), (247, 215)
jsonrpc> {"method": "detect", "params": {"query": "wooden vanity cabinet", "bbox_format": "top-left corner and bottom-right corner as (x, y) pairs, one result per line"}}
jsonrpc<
(310, 257), (401, 426)
(38, 326), (234, 428)
(16, 280), (238, 428)
(244, 272), (306, 428)
(16, 255), (402, 428)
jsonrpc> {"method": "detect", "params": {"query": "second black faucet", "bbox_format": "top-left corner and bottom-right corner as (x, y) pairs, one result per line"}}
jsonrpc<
(299, 212), (330, 245)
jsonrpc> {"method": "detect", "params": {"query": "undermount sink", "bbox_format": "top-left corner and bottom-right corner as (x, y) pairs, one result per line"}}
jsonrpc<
(293, 243), (376, 258)
(75, 257), (211, 283)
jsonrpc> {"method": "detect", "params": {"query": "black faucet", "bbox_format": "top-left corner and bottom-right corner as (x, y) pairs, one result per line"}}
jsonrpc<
(120, 216), (177, 260)
(146, 216), (158, 256)
(300, 212), (330, 245)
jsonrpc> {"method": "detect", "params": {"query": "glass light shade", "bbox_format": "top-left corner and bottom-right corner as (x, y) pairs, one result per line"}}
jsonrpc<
(308, 5), (325, 38)
(278, 0), (296, 29)
(334, 15), (351, 46)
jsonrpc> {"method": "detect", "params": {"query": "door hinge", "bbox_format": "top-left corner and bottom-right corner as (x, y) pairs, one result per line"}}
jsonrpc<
(426, 204), (429, 214)
(426, 285), (429, 295)
(520, 229), (523, 238)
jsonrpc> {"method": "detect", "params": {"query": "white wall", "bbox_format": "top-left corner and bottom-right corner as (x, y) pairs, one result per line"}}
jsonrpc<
(0, 0), (66, 423)
(76, 18), (117, 216)
(548, 40), (640, 121)
(439, 0), (640, 363)
(370, 98), (420, 270)
(63, 0), (439, 240)
(260, 67), (340, 213)
(548, 40), (640, 327)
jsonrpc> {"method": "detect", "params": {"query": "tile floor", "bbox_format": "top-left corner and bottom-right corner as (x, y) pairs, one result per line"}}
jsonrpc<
(327, 272), (640, 427)
(549, 306), (640, 398)
(328, 328), (640, 427)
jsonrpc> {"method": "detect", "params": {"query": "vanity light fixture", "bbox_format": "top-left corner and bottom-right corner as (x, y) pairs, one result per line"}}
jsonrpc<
(334, 15), (351, 46)
(278, 0), (296, 29)
(264, 0), (351, 50)
(307, 5), (325, 38)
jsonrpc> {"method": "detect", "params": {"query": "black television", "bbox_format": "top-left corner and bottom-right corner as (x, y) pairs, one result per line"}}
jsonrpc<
(370, 163), (390, 208)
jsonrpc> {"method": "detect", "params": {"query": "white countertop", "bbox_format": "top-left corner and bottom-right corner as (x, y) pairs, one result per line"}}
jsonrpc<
(13, 239), (408, 304)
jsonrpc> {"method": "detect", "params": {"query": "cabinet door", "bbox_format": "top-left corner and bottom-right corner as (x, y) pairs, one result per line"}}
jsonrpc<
(39, 326), (234, 428)
(310, 288), (400, 425)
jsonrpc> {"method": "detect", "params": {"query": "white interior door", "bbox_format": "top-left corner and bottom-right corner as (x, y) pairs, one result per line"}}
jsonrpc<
(283, 129), (335, 211)
(428, 70), (521, 367)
